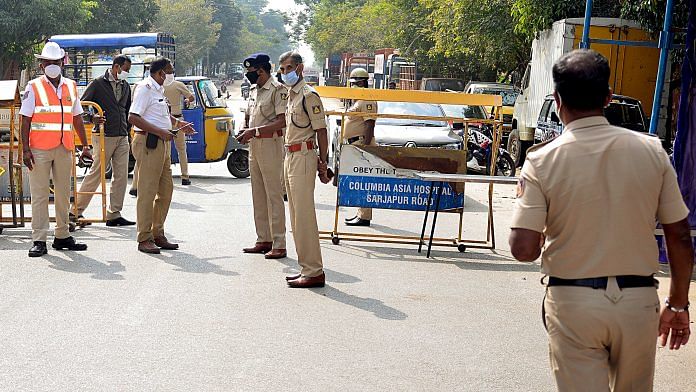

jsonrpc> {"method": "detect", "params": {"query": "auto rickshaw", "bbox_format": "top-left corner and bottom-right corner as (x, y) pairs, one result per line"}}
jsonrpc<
(173, 76), (248, 178)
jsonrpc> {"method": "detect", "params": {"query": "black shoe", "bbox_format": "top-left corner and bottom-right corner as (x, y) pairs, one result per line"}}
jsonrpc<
(129, 188), (137, 197)
(181, 178), (191, 186)
(29, 241), (48, 257)
(344, 216), (358, 223)
(106, 217), (135, 227)
(345, 217), (370, 227)
(52, 236), (88, 251)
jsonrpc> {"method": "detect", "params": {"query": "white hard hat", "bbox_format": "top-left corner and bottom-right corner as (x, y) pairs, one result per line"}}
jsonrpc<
(35, 42), (65, 61)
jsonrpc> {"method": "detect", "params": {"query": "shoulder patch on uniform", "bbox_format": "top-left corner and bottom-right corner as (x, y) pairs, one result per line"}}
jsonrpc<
(366, 104), (373, 111)
(312, 105), (321, 114)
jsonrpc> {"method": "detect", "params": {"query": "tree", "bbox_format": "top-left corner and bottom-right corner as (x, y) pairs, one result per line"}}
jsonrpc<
(208, 0), (244, 75)
(511, 0), (621, 39)
(155, 0), (220, 71)
(0, 0), (95, 79)
(82, 0), (158, 33)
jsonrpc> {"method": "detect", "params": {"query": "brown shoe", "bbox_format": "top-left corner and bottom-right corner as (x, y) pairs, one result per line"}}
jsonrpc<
(154, 235), (179, 250)
(285, 273), (301, 281)
(138, 240), (161, 254)
(287, 273), (325, 288)
(243, 242), (272, 254)
(265, 249), (287, 259)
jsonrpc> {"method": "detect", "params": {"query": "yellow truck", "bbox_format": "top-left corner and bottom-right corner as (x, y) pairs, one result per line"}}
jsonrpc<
(510, 18), (662, 165)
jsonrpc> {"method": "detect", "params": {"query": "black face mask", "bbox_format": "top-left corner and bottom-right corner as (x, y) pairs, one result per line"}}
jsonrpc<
(245, 70), (260, 85)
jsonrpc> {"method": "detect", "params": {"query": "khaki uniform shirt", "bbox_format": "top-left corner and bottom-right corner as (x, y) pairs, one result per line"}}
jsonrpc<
(344, 100), (377, 139)
(285, 79), (326, 145)
(511, 116), (688, 279)
(248, 78), (287, 128)
(164, 80), (193, 116)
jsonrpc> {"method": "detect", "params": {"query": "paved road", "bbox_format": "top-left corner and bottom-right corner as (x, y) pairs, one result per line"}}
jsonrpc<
(0, 84), (694, 391)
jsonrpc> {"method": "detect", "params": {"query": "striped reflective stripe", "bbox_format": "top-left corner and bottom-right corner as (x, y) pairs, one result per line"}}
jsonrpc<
(34, 105), (69, 113)
(32, 80), (50, 107)
(31, 123), (73, 131)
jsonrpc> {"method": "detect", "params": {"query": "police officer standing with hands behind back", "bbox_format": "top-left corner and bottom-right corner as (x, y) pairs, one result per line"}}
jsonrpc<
(20, 42), (92, 257)
(237, 53), (288, 260)
(509, 49), (692, 391)
(278, 51), (332, 288)
(343, 67), (377, 227)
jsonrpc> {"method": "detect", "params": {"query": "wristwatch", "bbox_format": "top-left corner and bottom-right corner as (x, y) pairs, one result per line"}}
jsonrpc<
(665, 299), (690, 313)
(254, 127), (260, 137)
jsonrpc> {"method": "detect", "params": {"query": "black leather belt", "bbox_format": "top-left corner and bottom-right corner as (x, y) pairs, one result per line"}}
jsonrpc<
(347, 136), (364, 144)
(173, 114), (183, 118)
(547, 275), (657, 289)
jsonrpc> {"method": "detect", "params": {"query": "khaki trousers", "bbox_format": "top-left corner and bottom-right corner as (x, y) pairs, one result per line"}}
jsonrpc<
(544, 280), (660, 392)
(29, 146), (73, 242)
(73, 135), (129, 220)
(131, 161), (139, 191)
(173, 130), (189, 179)
(285, 148), (323, 277)
(249, 136), (286, 249)
(131, 133), (173, 243)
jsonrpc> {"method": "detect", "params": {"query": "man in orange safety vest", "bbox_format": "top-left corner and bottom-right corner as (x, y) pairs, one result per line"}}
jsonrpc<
(19, 42), (92, 257)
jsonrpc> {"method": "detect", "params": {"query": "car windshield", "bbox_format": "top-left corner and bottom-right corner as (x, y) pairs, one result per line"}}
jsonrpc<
(198, 79), (225, 108)
(426, 79), (465, 92)
(440, 104), (488, 120)
(604, 101), (646, 133)
(472, 87), (519, 106)
(376, 102), (446, 127)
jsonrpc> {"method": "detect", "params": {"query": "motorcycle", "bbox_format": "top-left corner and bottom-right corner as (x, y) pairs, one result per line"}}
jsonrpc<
(461, 126), (516, 177)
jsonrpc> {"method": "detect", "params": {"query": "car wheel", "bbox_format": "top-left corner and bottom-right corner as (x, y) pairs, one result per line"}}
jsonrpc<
(227, 149), (250, 178)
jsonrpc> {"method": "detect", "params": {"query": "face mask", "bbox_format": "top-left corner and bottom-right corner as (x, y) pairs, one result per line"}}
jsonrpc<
(118, 70), (129, 81)
(164, 73), (175, 86)
(282, 70), (299, 86)
(245, 70), (260, 85)
(44, 64), (62, 79)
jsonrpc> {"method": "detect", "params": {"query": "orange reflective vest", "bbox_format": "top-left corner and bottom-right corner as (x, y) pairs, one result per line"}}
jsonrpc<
(29, 77), (77, 150)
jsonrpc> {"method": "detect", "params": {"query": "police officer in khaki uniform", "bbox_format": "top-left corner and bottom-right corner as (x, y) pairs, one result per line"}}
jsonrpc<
(278, 51), (332, 288)
(128, 57), (194, 254)
(342, 67), (377, 227)
(237, 53), (288, 259)
(509, 50), (692, 391)
(164, 78), (195, 185)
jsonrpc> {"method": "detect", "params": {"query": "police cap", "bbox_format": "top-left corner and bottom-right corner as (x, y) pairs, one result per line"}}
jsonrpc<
(243, 53), (271, 68)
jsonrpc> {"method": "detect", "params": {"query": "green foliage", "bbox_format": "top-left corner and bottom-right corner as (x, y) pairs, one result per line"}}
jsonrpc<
(155, 0), (221, 71)
(82, 0), (158, 33)
(511, 0), (621, 39)
(621, 0), (689, 35)
(0, 0), (95, 77)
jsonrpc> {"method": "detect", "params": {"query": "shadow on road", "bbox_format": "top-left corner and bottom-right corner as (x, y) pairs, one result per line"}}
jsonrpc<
(169, 201), (206, 213)
(149, 251), (239, 277)
(311, 285), (408, 321)
(43, 253), (125, 280)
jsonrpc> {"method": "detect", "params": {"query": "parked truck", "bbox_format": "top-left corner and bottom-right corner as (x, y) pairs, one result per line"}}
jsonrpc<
(510, 18), (663, 166)
(339, 52), (374, 87)
(373, 48), (415, 89)
(323, 54), (341, 86)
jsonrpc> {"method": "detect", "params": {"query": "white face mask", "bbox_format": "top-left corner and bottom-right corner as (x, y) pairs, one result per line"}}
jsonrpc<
(44, 64), (62, 79)
(118, 70), (129, 81)
(164, 73), (175, 86)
